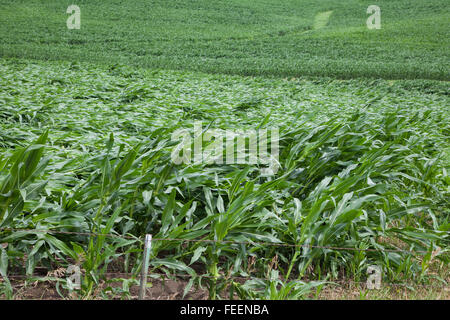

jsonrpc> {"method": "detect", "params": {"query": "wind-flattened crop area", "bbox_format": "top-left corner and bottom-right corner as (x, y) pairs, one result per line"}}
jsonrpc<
(0, 0), (449, 300)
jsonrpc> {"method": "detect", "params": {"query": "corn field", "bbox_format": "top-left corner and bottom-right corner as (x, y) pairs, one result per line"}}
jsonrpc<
(0, 59), (449, 300)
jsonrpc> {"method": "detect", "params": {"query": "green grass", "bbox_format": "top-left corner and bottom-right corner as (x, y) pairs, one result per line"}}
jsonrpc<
(0, 0), (449, 300)
(0, 58), (448, 299)
(0, 0), (449, 79)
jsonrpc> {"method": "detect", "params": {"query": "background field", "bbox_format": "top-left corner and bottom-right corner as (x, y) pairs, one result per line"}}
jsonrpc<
(0, 0), (449, 79)
(0, 0), (449, 300)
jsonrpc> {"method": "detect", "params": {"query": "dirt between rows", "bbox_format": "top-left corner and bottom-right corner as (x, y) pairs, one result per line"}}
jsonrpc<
(5, 275), (209, 300)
